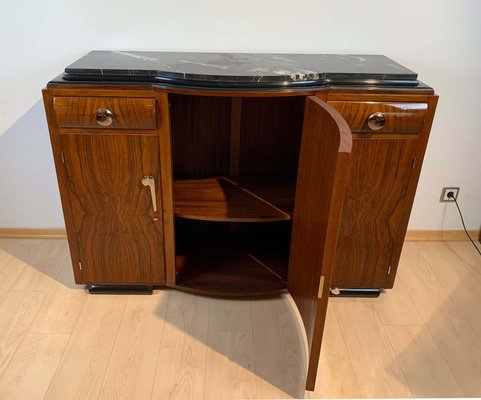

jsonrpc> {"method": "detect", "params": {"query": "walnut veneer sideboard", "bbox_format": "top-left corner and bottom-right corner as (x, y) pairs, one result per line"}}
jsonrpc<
(42, 51), (437, 390)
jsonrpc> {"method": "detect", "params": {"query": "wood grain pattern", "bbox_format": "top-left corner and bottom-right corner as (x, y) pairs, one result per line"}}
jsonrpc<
(174, 229), (288, 296)
(30, 256), (88, 334)
(308, 305), (361, 399)
(44, 295), (127, 400)
(174, 176), (291, 222)
(156, 91), (177, 285)
(332, 138), (418, 288)
(288, 96), (352, 390)
(0, 291), (47, 377)
(54, 96), (157, 129)
(416, 242), (481, 340)
(372, 275), (424, 326)
(385, 324), (463, 397)
(11, 239), (69, 291)
(2, 238), (481, 398)
(405, 229), (481, 241)
(0, 333), (70, 400)
(0, 239), (40, 291)
(328, 101), (427, 133)
(251, 295), (307, 399)
(332, 95), (438, 290)
(0, 228), (67, 239)
(61, 134), (165, 284)
(205, 331), (258, 399)
(332, 298), (413, 398)
(99, 292), (169, 400)
(170, 94), (231, 175)
(152, 290), (209, 400)
(208, 298), (252, 332)
(230, 97), (242, 176)
(398, 242), (481, 396)
(239, 96), (303, 175)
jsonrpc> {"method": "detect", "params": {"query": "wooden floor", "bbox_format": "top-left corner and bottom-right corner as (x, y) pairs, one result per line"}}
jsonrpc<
(0, 239), (480, 399)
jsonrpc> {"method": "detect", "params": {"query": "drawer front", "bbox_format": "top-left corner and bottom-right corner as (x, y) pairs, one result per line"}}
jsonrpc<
(327, 101), (427, 134)
(54, 96), (157, 129)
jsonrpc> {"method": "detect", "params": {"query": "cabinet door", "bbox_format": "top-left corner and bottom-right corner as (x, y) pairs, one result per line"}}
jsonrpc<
(61, 134), (165, 284)
(332, 138), (418, 288)
(288, 96), (352, 390)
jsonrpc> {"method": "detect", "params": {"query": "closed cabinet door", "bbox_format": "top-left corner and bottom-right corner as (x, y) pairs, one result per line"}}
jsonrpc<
(288, 96), (352, 390)
(332, 137), (418, 288)
(61, 134), (166, 284)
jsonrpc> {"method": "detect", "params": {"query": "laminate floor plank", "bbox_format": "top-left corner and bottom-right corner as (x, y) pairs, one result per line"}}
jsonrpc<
(384, 324), (463, 397)
(151, 290), (210, 400)
(0, 239), (40, 291)
(251, 295), (307, 399)
(307, 305), (362, 399)
(29, 258), (88, 334)
(417, 242), (481, 339)
(0, 333), (70, 400)
(447, 241), (481, 271)
(98, 292), (169, 400)
(398, 242), (481, 396)
(0, 239), (481, 399)
(373, 275), (424, 326)
(11, 239), (69, 292)
(332, 297), (413, 398)
(0, 291), (47, 379)
(208, 298), (252, 332)
(44, 295), (128, 400)
(205, 331), (258, 400)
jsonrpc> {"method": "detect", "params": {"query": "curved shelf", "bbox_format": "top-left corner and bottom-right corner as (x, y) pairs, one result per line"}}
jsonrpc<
(174, 230), (289, 296)
(173, 176), (294, 222)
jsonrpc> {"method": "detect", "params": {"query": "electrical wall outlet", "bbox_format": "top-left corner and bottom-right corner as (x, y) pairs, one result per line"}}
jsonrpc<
(440, 187), (460, 202)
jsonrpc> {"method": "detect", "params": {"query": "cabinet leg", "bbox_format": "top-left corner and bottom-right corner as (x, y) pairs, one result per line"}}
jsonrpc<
(87, 285), (154, 294)
(329, 288), (381, 297)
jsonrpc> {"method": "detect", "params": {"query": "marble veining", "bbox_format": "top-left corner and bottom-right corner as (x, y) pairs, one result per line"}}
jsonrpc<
(60, 51), (420, 88)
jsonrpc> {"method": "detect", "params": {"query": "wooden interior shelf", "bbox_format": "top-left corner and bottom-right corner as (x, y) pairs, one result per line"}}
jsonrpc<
(173, 176), (295, 222)
(174, 230), (289, 296)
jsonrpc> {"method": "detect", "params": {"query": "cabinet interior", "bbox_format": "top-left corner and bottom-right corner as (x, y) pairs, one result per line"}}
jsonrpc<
(169, 94), (306, 294)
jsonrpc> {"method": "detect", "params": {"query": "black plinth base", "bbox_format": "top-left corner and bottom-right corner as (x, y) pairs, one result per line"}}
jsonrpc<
(329, 288), (381, 298)
(87, 284), (154, 295)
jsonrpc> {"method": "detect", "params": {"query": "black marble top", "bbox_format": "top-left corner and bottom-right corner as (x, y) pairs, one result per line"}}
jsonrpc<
(57, 51), (421, 89)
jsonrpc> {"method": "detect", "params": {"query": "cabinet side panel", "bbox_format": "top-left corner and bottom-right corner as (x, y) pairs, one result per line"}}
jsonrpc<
(42, 89), (82, 284)
(156, 91), (176, 284)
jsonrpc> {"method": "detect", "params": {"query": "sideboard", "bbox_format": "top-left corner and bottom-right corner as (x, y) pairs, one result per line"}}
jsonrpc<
(42, 51), (437, 390)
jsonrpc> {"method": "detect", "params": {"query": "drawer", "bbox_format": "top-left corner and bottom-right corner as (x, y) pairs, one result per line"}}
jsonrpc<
(53, 96), (157, 129)
(327, 101), (427, 134)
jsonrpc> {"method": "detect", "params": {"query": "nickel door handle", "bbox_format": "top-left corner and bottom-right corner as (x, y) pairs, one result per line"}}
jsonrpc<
(141, 176), (158, 215)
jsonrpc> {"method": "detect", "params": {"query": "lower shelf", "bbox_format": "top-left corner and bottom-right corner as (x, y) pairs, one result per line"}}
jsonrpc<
(175, 229), (289, 296)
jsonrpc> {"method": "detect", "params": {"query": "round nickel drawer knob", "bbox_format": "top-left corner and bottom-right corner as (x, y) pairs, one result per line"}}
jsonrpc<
(95, 108), (114, 127)
(367, 112), (386, 131)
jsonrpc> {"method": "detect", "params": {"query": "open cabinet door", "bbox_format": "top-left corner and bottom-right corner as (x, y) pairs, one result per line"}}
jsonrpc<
(288, 96), (352, 391)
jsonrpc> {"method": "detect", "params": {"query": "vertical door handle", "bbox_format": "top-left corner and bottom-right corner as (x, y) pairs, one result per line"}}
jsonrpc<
(141, 176), (158, 215)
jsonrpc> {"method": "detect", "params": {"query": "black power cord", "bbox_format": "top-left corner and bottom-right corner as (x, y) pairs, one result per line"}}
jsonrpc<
(447, 191), (481, 256)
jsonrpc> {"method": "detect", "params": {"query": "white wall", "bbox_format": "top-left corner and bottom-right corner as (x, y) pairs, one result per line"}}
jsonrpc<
(1, 0), (480, 230)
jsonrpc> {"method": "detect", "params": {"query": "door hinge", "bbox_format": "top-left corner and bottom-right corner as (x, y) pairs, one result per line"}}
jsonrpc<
(318, 275), (325, 299)
(61, 151), (65, 164)
(78, 261), (82, 271)
(387, 265), (392, 274)
(411, 157), (416, 169)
